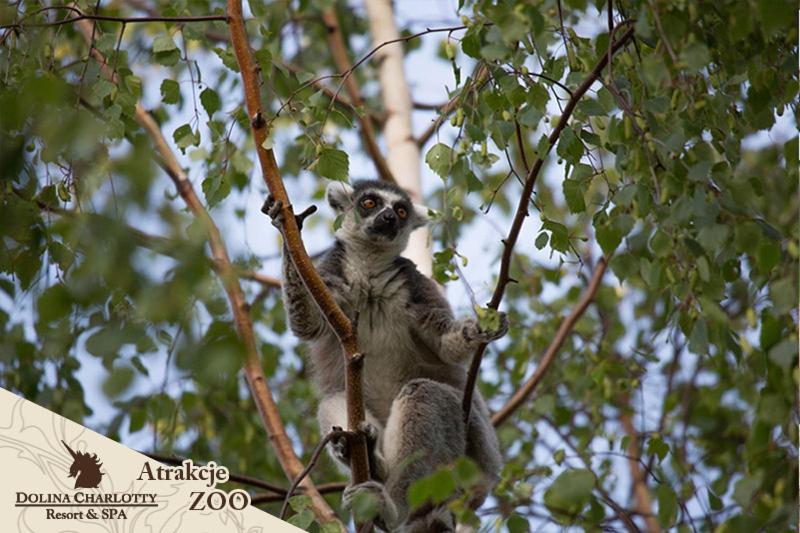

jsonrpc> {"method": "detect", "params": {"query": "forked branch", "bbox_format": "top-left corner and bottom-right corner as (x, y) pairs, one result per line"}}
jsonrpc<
(462, 25), (634, 424)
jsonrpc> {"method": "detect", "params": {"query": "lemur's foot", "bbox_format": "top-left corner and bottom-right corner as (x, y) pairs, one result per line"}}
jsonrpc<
(358, 420), (379, 446)
(261, 195), (318, 231)
(329, 425), (349, 464)
(462, 312), (509, 343)
(329, 423), (377, 465)
(342, 480), (398, 528)
(261, 195), (284, 230)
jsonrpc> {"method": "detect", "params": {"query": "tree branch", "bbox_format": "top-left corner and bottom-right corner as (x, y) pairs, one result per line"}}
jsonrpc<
(74, 14), (339, 527)
(226, 1), (371, 525)
(491, 258), (607, 426)
(3, 5), (226, 29)
(320, 9), (395, 185)
(463, 25), (634, 425)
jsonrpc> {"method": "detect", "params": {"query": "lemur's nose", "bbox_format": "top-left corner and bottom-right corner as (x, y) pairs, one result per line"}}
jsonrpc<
(379, 209), (397, 223)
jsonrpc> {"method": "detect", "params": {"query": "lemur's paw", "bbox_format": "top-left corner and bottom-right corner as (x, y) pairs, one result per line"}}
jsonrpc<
(261, 195), (318, 231)
(462, 312), (509, 343)
(261, 195), (284, 229)
(342, 481), (398, 527)
(358, 421), (379, 445)
(328, 426), (350, 464)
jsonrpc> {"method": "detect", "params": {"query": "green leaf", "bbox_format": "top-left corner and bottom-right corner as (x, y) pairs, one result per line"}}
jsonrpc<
(173, 124), (200, 153)
(688, 319), (708, 355)
(507, 513), (530, 533)
(556, 127), (583, 163)
(37, 284), (72, 323)
(680, 42), (711, 73)
(535, 232), (549, 250)
(202, 173), (231, 207)
(610, 253), (638, 281)
(200, 87), (221, 117)
(563, 179), (586, 213)
(657, 485), (677, 527)
(425, 143), (454, 178)
(756, 241), (780, 272)
(102, 365), (135, 398)
(544, 469), (595, 516)
(160, 79), (180, 105)
(647, 436), (669, 461)
(543, 220), (569, 252)
(92, 79), (115, 100)
(316, 148), (349, 182)
(152, 35), (177, 53)
(286, 509), (314, 529)
(596, 221), (622, 256)
(86, 326), (124, 358)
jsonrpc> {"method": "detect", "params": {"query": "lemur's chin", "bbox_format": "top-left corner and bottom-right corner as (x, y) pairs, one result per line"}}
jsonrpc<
(366, 226), (399, 241)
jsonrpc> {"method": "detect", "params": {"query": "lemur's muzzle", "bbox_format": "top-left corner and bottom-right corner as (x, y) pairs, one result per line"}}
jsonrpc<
(368, 208), (399, 239)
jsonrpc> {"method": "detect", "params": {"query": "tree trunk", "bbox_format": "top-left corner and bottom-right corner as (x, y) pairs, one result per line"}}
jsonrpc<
(364, 0), (431, 275)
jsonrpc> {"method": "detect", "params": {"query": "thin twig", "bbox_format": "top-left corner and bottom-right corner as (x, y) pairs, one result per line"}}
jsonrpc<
(280, 428), (346, 519)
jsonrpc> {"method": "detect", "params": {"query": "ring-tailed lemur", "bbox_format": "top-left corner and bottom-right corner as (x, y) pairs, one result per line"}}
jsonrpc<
(264, 180), (506, 532)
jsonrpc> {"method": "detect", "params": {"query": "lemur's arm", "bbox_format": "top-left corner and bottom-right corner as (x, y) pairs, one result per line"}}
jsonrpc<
(262, 197), (326, 340)
(407, 270), (508, 365)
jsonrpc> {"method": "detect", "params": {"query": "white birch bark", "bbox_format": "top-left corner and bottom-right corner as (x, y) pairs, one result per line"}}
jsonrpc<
(364, 0), (432, 275)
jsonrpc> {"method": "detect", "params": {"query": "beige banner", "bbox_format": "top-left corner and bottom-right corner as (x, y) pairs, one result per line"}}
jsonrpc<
(0, 386), (303, 533)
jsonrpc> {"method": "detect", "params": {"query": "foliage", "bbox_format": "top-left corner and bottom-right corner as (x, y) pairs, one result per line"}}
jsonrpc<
(0, 0), (797, 531)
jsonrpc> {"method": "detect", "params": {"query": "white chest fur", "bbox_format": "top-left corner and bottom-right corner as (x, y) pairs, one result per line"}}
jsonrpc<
(340, 255), (417, 419)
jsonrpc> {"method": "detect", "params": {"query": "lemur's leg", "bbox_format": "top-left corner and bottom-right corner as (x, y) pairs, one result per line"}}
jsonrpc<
(464, 393), (502, 508)
(317, 393), (386, 480)
(348, 378), (466, 529)
(261, 196), (323, 340)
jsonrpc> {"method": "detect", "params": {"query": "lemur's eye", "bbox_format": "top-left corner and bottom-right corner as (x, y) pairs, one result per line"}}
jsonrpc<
(361, 198), (376, 209)
(396, 206), (408, 219)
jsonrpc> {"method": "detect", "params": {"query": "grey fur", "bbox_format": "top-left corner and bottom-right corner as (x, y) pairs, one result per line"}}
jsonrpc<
(267, 180), (506, 531)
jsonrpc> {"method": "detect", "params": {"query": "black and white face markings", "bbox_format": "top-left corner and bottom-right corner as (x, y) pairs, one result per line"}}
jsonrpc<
(355, 189), (413, 241)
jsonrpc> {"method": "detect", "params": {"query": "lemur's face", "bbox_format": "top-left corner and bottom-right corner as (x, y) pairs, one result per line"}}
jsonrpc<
(327, 180), (429, 250)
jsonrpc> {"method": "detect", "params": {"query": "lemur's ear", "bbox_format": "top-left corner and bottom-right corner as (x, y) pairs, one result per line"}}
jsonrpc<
(326, 181), (354, 213)
(411, 204), (431, 229)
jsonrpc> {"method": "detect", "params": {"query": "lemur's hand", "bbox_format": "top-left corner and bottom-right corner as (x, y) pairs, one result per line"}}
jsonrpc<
(461, 312), (509, 344)
(261, 195), (317, 231)
(329, 423), (379, 467)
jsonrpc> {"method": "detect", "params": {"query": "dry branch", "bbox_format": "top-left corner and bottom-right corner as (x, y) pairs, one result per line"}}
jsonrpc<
(225, 1), (371, 525)
(321, 9), (395, 185)
(463, 25), (634, 424)
(74, 14), (339, 527)
(491, 259), (607, 426)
